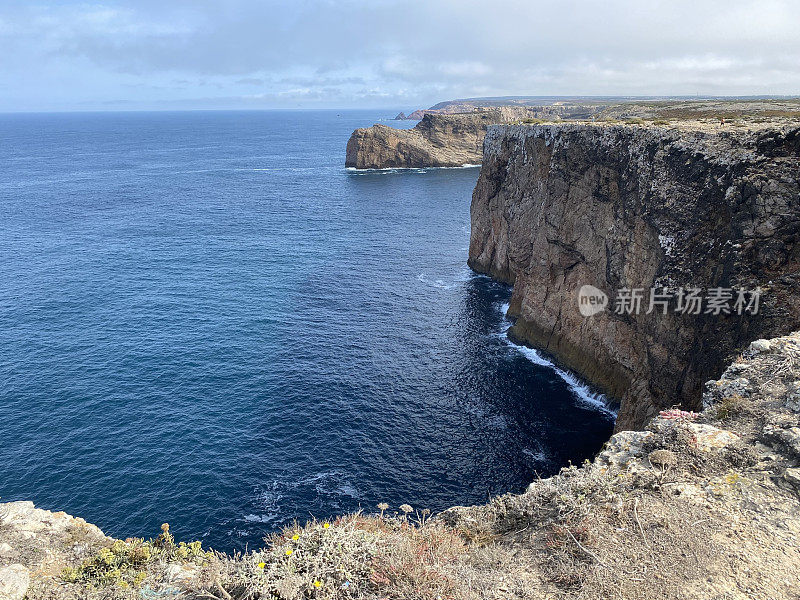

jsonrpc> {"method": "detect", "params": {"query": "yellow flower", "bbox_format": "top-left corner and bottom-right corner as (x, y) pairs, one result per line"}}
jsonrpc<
(257, 562), (265, 569)
(322, 522), (330, 529)
(313, 580), (322, 588)
(292, 534), (300, 541)
(285, 549), (293, 556)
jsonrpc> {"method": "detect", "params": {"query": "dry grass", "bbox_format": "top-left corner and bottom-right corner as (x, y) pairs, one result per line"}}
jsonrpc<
(215, 511), (472, 600)
(715, 393), (748, 420)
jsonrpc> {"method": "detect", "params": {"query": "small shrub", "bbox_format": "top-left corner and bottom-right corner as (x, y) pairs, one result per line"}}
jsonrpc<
(218, 509), (470, 600)
(370, 520), (467, 600)
(716, 394), (747, 420)
(61, 523), (210, 589)
(225, 515), (381, 599)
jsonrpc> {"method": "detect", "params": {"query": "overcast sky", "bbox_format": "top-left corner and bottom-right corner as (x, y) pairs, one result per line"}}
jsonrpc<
(1, 0), (799, 112)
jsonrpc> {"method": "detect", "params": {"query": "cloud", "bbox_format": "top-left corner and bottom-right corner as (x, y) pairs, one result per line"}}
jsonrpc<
(0, 0), (798, 111)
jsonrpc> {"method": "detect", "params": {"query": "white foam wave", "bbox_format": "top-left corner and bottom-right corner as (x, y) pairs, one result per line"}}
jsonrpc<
(345, 163), (480, 174)
(493, 301), (616, 419)
(242, 470), (360, 529)
(417, 267), (476, 290)
(522, 447), (550, 465)
(514, 344), (616, 418)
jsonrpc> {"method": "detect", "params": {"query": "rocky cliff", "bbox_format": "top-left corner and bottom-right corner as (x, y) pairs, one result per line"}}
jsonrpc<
(469, 120), (800, 430)
(345, 106), (578, 169)
(345, 104), (617, 169)
(351, 99), (800, 169)
(345, 111), (503, 169)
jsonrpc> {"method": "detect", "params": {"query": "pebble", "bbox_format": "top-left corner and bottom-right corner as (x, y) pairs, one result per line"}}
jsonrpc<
(0, 544), (13, 559)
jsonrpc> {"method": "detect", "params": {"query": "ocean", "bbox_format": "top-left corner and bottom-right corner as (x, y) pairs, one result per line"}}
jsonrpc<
(0, 110), (614, 552)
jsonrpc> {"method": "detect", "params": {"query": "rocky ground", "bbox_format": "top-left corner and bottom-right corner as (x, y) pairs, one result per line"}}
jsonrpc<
(3, 331), (800, 599)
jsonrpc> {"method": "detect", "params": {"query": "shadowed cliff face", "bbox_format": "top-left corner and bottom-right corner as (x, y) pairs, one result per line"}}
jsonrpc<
(469, 122), (800, 430)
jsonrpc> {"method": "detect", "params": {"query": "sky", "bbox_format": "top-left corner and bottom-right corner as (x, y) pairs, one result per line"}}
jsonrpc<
(1, 0), (799, 112)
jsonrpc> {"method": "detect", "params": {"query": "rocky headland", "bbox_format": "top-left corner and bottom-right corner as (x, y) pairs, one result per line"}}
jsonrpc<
(346, 102), (619, 169)
(469, 117), (800, 431)
(345, 110), (512, 169)
(3, 101), (799, 599)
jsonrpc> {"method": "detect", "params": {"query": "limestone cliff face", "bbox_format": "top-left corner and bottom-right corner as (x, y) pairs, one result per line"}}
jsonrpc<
(469, 122), (800, 430)
(346, 107), (563, 169)
(346, 112), (495, 169)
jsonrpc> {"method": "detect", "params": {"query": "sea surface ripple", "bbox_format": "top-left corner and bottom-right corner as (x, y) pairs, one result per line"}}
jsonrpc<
(0, 110), (614, 551)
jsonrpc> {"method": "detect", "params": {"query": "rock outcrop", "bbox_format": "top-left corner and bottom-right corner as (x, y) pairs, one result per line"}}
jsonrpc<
(0, 501), (111, 600)
(346, 111), (505, 169)
(469, 120), (800, 430)
(346, 104), (617, 168)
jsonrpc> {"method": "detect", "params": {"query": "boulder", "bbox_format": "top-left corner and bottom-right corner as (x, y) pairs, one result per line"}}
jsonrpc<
(0, 565), (29, 600)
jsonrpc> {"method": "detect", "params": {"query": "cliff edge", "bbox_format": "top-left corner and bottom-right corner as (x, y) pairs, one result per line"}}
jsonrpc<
(468, 119), (800, 430)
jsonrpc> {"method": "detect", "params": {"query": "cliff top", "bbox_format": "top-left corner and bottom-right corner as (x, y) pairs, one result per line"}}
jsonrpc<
(506, 115), (800, 133)
(400, 97), (800, 121)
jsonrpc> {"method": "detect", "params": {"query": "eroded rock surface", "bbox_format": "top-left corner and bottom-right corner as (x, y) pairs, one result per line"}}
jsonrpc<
(469, 120), (800, 429)
(345, 111), (502, 169)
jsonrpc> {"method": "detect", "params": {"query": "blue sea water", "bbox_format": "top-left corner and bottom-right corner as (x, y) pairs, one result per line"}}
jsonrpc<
(0, 110), (614, 552)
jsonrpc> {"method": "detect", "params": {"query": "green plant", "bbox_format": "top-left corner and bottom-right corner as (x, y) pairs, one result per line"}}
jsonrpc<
(61, 523), (210, 589)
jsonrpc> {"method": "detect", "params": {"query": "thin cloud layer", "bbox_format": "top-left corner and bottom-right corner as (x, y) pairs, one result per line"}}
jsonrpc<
(1, 0), (798, 111)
